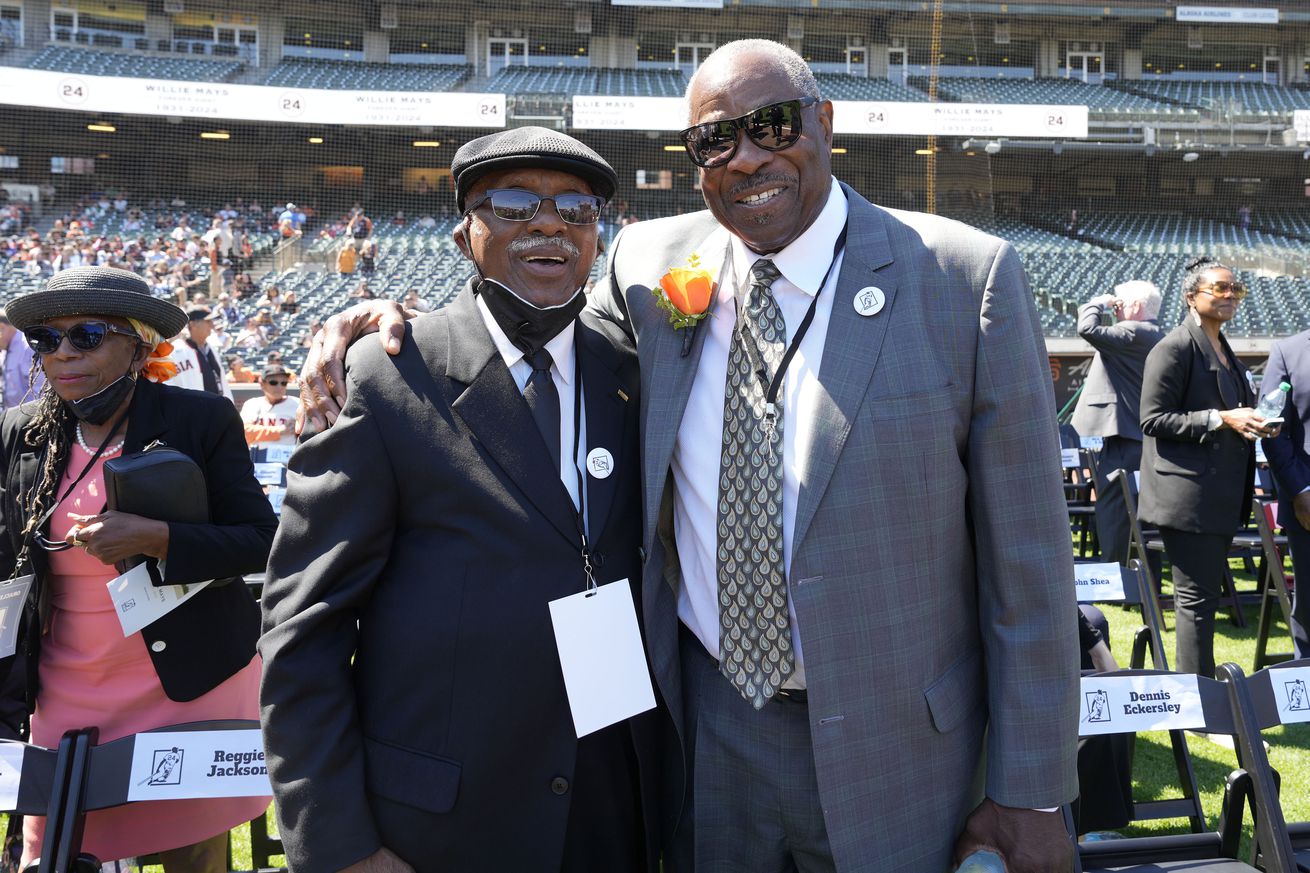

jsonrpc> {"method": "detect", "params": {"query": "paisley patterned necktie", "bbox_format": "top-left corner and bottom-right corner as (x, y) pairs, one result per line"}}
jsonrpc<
(717, 258), (793, 709)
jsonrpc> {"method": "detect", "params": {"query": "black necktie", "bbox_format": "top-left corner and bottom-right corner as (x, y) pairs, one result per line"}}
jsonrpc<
(522, 348), (561, 467)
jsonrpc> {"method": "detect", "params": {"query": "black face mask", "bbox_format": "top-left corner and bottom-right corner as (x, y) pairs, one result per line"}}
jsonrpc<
(475, 278), (585, 356)
(67, 368), (137, 425)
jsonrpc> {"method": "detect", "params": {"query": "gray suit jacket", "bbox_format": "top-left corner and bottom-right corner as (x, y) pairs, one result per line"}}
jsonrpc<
(1070, 302), (1164, 440)
(597, 182), (1079, 871)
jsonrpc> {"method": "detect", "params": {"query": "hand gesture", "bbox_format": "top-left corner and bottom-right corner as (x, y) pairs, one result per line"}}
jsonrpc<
(296, 300), (415, 434)
(65, 511), (169, 566)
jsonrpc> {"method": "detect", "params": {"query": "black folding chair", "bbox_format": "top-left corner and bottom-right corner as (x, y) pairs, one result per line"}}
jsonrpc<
(1220, 659), (1310, 872)
(1070, 667), (1293, 872)
(1075, 559), (1169, 670)
(1251, 499), (1298, 671)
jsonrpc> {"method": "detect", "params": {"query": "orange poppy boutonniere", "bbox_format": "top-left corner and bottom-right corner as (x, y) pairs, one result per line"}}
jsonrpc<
(654, 253), (715, 330)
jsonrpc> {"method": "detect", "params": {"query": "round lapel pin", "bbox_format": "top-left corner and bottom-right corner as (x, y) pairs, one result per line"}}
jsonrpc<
(586, 447), (614, 479)
(854, 286), (885, 317)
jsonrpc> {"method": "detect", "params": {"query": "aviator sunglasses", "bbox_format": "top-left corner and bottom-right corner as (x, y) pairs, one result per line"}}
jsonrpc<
(1196, 280), (1248, 300)
(26, 322), (142, 355)
(679, 97), (821, 169)
(465, 189), (605, 226)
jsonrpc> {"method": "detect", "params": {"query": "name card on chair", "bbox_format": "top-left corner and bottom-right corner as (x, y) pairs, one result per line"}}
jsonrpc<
(1061, 448), (1080, 468)
(1080, 436), (1104, 451)
(1079, 674), (1204, 736)
(1074, 563), (1125, 602)
(126, 729), (271, 802)
(0, 743), (23, 809)
(1272, 666), (1310, 725)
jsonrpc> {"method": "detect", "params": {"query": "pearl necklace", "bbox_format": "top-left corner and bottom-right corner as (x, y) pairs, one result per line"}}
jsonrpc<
(76, 423), (125, 457)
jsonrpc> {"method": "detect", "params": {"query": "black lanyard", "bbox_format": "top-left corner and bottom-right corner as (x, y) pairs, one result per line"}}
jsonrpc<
(553, 326), (595, 593)
(737, 220), (849, 440)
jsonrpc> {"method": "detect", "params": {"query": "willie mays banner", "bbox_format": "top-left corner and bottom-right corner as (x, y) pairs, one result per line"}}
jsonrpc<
(0, 67), (505, 128)
(572, 95), (1090, 137)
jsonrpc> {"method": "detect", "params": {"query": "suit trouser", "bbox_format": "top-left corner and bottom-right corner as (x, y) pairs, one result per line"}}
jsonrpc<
(1091, 437), (1141, 565)
(1158, 527), (1234, 678)
(1280, 519), (1310, 660)
(1090, 437), (1163, 584)
(674, 625), (834, 873)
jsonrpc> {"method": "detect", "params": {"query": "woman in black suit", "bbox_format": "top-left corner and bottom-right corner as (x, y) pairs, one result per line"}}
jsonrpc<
(0, 267), (276, 871)
(1138, 256), (1277, 677)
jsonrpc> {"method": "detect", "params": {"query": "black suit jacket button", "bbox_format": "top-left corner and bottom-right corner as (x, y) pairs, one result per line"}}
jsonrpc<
(591, 551), (605, 568)
(551, 776), (569, 795)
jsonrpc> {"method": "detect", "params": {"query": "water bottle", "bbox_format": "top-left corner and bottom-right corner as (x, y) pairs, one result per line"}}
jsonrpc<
(1256, 381), (1290, 421)
(955, 850), (1006, 872)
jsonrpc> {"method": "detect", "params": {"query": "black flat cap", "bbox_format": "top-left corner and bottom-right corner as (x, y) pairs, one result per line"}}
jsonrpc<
(451, 126), (616, 212)
(8, 266), (188, 337)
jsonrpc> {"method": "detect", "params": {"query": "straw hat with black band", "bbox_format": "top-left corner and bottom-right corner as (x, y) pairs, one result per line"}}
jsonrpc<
(7, 266), (188, 339)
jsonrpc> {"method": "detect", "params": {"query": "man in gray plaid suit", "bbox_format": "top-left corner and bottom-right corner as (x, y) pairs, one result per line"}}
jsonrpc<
(302, 38), (1078, 873)
(595, 40), (1078, 872)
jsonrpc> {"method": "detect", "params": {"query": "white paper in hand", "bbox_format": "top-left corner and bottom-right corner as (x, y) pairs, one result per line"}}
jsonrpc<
(548, 579), (656, 738)
(107, 562), (211, 638)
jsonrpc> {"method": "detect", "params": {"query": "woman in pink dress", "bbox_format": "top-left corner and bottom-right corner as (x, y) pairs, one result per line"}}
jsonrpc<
(0, 266), (277, 872)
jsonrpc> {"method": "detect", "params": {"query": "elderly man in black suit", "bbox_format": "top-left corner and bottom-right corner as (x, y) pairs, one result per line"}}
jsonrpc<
(1071, 280), (1164, 565)
(258, 129), (661, 873)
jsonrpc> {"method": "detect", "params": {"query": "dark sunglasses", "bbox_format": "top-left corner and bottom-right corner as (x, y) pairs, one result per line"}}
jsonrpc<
(679, 97), (821, 169)
(465, 189), (605, 226)
(264, 379), (289, 387)
(26, 322), (141, 355)
(1197, 280), (1248, 300)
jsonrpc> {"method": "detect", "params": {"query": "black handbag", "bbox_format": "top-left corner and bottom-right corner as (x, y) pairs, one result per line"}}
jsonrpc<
(103, 441), (208, 576)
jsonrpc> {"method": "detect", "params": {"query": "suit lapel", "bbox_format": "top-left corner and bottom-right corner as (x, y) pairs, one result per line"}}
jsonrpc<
(445, 287), (581, 548)
(640, 224), (730, 547)
(1184, 317), (1237, 408)
(123, 379), (168, 454)
(792, 187), (898, 553)
(575, 318), (628, 545)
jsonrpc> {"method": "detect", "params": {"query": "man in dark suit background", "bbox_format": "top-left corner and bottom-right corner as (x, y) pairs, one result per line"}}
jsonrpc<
(1070, 280), (1164, 565)
(1261, 330), (1310, 659)
(258, 128), (660, 873)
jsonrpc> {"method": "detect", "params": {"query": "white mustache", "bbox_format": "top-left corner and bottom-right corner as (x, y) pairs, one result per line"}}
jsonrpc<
(508, 236), (579, 258)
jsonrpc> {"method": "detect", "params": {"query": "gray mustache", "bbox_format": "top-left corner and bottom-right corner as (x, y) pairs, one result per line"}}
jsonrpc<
(727, 172), (796, 198)
(508, 236), (580, 258)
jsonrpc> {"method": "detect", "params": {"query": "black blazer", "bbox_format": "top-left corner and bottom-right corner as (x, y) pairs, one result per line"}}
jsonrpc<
(0, 378), (276, 707)
(1138, 318), (1256, 534)
(259, 284), (661, 873)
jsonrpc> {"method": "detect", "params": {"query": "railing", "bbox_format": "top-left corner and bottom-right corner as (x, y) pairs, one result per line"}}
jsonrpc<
(271, 235), (302, 273)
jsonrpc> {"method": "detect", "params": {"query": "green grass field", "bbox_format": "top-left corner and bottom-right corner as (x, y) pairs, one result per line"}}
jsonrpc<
(1095, 553), (1309, 860)
(11, 554), (1309, 871)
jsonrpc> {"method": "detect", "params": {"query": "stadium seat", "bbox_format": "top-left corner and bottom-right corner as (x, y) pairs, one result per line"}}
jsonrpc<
(24, 45), (242, 82)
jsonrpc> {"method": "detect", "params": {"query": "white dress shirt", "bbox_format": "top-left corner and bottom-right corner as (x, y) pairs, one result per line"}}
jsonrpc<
(673, 177), (848, 689)
(476, 293), (589, 520)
